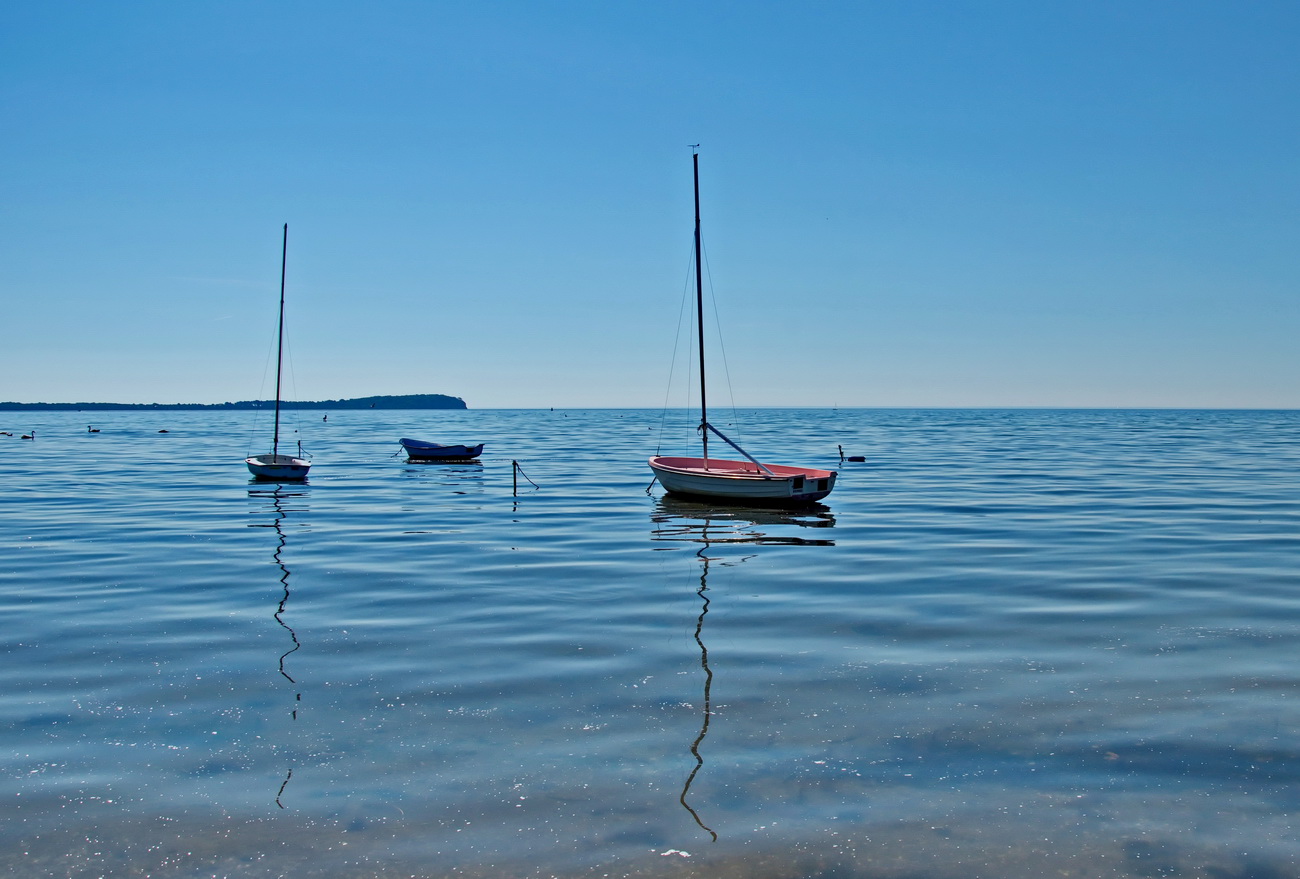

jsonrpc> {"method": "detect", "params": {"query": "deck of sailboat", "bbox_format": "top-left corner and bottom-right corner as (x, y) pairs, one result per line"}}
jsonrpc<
(649, 456), (835, 480)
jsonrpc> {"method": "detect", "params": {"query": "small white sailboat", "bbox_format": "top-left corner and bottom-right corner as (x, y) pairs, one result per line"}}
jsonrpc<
(649, 150), (837, 505)
(247, 224), (311, 481)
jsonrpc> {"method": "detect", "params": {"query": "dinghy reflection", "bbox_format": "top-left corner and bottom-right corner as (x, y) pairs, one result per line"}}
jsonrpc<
(401, 458), (486, 470)
(651, 498), (836, 840)
(248, 486), (308, 807)
(398, 458), (486, 499)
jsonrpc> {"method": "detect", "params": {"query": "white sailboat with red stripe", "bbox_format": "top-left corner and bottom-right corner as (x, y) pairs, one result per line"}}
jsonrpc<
(648, 150), (837, 505)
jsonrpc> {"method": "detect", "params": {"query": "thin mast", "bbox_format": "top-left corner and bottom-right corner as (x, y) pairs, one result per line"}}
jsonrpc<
(273, 223), (287, 458)
(693, 150), (708, 462)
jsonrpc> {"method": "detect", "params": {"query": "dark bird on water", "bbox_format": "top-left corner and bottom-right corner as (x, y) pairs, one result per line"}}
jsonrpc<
(21, 431), (35, 440)
(837, 444), (865, 463)
(88, 426), (100, 433)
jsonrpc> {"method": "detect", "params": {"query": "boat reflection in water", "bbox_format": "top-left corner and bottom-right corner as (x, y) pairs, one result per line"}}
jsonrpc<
(651, 496), (836, 548)
(397, 458), (488, 516)
(248, 486), (308, 807)
(650, 497), (836, 840)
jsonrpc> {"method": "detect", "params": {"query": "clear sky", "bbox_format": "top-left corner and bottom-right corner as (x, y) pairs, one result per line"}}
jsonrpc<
(3, 1), (1297, 408)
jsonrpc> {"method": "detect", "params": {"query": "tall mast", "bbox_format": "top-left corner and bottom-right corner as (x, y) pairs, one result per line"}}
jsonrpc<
(273, 223), (287, 458)
(693, 150), (708, 462)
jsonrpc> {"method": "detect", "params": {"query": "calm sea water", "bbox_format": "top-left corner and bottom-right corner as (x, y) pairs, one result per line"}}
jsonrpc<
(2, 408), (1299, 878)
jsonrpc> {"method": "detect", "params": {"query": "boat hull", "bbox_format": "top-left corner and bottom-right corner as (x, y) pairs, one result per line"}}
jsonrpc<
(648, 456), (836, 504)
(246, 454), (311, 481)
(400, 439), (484, 461)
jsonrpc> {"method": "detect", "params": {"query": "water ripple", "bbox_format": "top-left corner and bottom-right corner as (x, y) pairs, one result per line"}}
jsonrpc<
(2, 408), (1299, 877)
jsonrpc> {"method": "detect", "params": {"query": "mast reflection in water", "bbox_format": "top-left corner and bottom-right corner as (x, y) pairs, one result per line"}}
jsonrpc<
(651, 497), (837, 840)
(248, 486), (308, 808)
(681, 546), (717, 841)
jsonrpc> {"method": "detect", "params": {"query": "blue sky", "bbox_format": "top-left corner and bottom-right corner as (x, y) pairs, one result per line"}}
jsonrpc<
(3, 1), (1297, 408)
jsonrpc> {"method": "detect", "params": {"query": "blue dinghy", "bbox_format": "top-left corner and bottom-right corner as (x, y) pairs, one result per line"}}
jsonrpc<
(400, 438), (484, 461)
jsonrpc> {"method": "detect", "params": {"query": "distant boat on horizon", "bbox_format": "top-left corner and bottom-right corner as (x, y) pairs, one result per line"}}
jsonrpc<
(246, 224), (311, 482)
(648, 150), (837, 505)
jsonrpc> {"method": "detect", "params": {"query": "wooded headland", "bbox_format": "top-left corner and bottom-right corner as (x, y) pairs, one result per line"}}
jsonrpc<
(0, 394), (467, 411)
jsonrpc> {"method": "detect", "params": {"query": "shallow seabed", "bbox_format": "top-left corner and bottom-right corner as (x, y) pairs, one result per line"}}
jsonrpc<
(2, 408), (1298, 878)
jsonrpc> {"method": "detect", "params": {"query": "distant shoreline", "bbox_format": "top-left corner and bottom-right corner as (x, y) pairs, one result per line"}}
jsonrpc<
(0, 394), (467, 411)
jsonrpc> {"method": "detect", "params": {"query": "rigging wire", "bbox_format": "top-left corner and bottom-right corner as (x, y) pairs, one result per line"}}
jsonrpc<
(657, 239), (700, 455)
(246, 296), (311, 459)
(280, 328), (310, 458)
(656, 211), (753, 454)
(699, 236), (745, 437)
(246, 318), (280, 456)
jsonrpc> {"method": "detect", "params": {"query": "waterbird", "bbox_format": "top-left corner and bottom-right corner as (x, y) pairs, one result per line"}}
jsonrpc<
(158, 429), (169, 433)
(837, 444), (865, 463)
(88, 425), (100, 433)
(21, 431), (35, 440)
